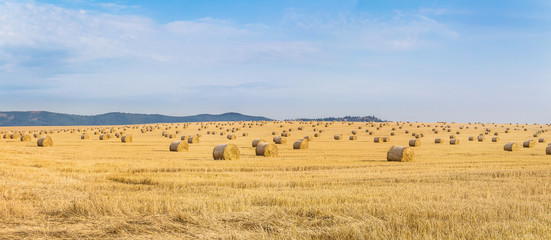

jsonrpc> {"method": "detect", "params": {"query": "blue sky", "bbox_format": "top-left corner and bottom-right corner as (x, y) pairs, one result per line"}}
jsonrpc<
(0, 0), (550, 122)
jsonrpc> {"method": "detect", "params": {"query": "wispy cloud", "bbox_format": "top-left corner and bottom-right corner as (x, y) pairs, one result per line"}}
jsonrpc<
(281, 8), (459, 51)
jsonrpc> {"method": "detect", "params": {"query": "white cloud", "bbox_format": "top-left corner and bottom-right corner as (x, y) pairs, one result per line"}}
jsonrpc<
(281, 8), (459, 51)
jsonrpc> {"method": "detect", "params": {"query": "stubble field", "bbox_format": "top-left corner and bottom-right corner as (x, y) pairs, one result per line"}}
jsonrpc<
(1, 121), (550, 239)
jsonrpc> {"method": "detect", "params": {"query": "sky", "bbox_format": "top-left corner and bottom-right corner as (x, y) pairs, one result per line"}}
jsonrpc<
(0, 0), (550, 123)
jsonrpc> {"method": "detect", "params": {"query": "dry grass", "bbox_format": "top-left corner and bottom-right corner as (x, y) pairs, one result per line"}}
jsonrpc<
(1, 122), (551, 239)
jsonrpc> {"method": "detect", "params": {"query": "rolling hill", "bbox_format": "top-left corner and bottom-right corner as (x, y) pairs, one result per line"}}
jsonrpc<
(0, 111), (272, 126)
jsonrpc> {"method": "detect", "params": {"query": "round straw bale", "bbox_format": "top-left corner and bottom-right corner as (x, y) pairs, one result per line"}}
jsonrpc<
(450, 139), (460, 145)
(435, 138), (443, 144)
(281, 132), (291, 137)
(409, 139), (420, 147)
(374, 137), (381, 143)
(449, 135), (456, 139)
(121, 135), (133, 143)
(547, 145), (551, 155)
(213, 144), (240, 160)
(188, 136), (199, 144)
(11, 133), (21, 139)
(523, 140), (535, 148)
(468, 136), (474, 141)
(387, 146), (414, 162)
(538, 138), (546, 143)
(181, 135), (189, 141)
(492, 137), (499, 142)
(334, 134), (342, 140)
(477, 135), (485, 142)
(293, 139), (308, 149)
(168, 134), (174, 139)
(99, 134), (110, 140)
(303, 136), (313, 141)
(272, 132), (277, 135)
(273, 136), (287, 144)
(20, 135), (31, 142)
(81, 133), (89, 140)
(351, 130), (357, 135)
(349, 135), (357, 140)
(242, 133), (248, 137)
(382, 137), (390, 142)
(169, 141), (189, 152)
(252, 139), (266, 147)
(314, 133), (320, 137)
(227, 134), (236, 140)
(37, 135), (53, 147)
(256, 142), (278, 157)
(504, 142), (518, 151)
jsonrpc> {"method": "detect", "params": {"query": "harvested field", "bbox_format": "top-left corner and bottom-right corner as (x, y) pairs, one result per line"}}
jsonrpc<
(0, 121), (550, 239)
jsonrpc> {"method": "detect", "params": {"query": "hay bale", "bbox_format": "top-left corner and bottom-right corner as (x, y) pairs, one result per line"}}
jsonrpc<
(121, 135), (133, 143)
(382, 137), (390, 142)
(409, 139), (420, 147)
(293, 139), (308, 149)
(273, 136), (287, 144)
(227, 134), (236, 140)
(450, 139), (460, 145)
(539, 138), (546, 143)
(242, 133), (248, 137)
(547, 145), (551, 155)
(468, 136), (474, 141)
(181, 135), (189, 141)
(434, 138), (443, 144)
(99, 134), (110, 140)
(449, 135), (456, 139)
(523, 140), (535, 148)
(303, 136), (313, 141)
(374, 137), (381, 143)
(212, 144), (240, 160)
(169, 141), (189, 152)
(314, 133), (320, 137)
(272, 131), (277, 135)
(504, 142), (518, 151)
(37, 135), (53, 147)
(256, 142), (278, 157)
(349, 135), (357, 140)
(252, 139), (266, 147)
(188, 136), (199, 144)
(334, 134), (342, 140)
(387, 146), (414, 162)
(81, 133), (89, 140)
(477, 135), (485, 142)
(11, 133), (21, 139)
(492, 137), (499, 142)
(20, 135), (31, 142)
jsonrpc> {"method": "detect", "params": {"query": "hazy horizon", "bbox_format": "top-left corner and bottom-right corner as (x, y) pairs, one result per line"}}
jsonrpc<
(1, 0), (549, 123)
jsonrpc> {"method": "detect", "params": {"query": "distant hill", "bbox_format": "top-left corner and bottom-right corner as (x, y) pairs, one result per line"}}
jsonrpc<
(292, 116), (385, 122)
(0, 111), (272, 126)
